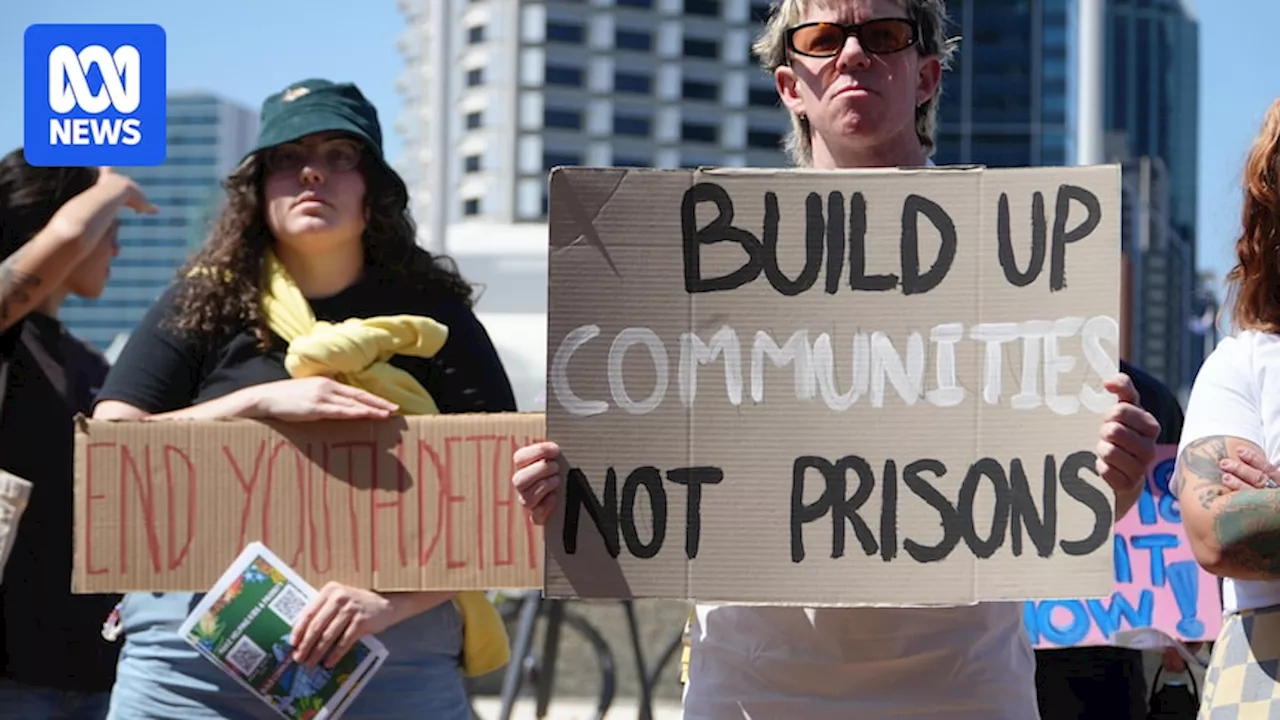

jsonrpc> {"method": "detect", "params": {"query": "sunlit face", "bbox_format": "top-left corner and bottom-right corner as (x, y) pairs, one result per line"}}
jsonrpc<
(774, 0), (941, 161)
(262, 131), (368, 257)
(65, 219), (119, 299)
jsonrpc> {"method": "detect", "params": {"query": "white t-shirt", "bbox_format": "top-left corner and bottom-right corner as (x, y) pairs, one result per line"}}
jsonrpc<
(683, 601), (1038, 719)
(1177, 330), (1280, 615)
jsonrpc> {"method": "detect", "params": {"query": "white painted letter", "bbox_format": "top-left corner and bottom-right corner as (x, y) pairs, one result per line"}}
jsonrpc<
(811, 331), (870, 411)
(1013, 321), (1050, 410)
(751, 330), (815, 404)
(971, 323), (1018, 405)
(608, 327), (669, 415)
(552, 324), (609, 416)
(1044, 317), (1084, 415)
(927, 323), (965, 407)
(1080, 315), (1121, 413)
(679, 325), (743, 407)
(870, 331), (925, 407)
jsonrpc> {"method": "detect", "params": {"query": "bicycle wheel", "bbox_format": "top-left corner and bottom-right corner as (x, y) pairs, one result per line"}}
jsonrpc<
(498, 602), (618, 720)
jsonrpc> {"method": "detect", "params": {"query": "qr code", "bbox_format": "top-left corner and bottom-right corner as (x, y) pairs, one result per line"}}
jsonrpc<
(268, 585), (308, 625)
(226, 636), (266, 677)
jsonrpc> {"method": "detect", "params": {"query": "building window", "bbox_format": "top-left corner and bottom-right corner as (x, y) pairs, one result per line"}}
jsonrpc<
(464, 155), (482, 173)
(749, 2), (772, 22)
(167, 135), (218, 145)
(615, 71), (653, 94)
(464, 198), (482, 216)
(683, 0), (720, 17)
(543, 151), (582, 170)
(613, 114), (651, 136)
(544, 107), (583, 129)
(546, 65), (585, 87)
(682, 80), (719, 101)
(680, 154), (721, 168)
(683, 37), (720, 59)
(616, 29), (653, 51)
(546, 21), (584, 44)
(467, 68), (484, 86)
(681, 122), (718, 144)
(613, 155), (650, 167)
(748, 86), (778, 107)
(168, 115), (219, 126)
(468, 25), (485, 44)
(616, 0), (653, 7)
(747, 129), (783, 149)
(466, 111), (483, 129)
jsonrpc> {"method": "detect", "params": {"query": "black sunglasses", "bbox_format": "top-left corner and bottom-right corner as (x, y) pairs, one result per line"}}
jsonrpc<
(786, 18), (919, 58)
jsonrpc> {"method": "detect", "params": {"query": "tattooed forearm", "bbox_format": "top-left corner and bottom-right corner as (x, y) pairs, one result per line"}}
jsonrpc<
(0, 258), (41, 323)
(1174, 436), (1231, 510)
(1215, 491), (1280, 577)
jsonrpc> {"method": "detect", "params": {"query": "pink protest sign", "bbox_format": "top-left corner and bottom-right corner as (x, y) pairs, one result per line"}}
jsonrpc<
(1023, 445), (1223, 648)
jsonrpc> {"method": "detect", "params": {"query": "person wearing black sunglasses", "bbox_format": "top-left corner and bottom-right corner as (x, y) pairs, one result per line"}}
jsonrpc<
(512, 1), (1163, 718)
(606, 1), (1154, 719)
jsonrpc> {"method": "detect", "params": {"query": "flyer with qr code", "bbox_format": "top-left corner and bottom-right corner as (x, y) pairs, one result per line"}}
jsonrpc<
(177, 542), (389, 720)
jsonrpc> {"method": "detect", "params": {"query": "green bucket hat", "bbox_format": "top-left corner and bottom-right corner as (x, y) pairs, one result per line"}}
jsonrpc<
(240, 78), (406, 198)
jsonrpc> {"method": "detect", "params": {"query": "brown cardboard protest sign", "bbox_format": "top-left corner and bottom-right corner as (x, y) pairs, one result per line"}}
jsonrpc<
(544, 165), (1123, 606)
(73, 412), (546, 593)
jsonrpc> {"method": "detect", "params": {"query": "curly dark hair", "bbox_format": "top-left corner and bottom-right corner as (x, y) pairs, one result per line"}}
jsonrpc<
(166, 149), (474, 349)
(0, 148), (99, 262)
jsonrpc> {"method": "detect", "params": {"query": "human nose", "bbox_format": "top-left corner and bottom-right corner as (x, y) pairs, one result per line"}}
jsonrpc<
(299, 163), (325, 186)
(836, 33), (872, 71)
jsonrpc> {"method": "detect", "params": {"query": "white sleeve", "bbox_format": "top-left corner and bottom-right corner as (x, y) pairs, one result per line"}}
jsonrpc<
(1177, 334), (1264, 454)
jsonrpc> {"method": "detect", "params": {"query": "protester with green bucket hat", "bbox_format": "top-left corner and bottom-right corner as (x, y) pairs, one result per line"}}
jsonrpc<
(93, 78), (517, 719)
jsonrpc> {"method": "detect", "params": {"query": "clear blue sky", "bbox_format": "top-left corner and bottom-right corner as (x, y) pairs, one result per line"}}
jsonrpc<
(0, 0), (1273, 296)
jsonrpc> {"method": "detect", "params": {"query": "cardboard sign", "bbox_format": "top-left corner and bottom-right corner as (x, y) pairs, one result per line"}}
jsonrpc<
(1025, 445), (1223, 647)
(72, 413), (546, 593)
(544, 165), (1123, 605)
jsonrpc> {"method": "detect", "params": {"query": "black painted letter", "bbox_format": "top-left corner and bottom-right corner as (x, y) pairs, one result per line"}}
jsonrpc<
(563, 467), (620, 557)
(682, 182), (763, 293)
(1049, 184), (1101, 291)
(761, 191), (823, 295)
(667, 466), (724, 559)
(1008, 456), (1057, 557)
(997, 192), (1047, 288)
(848, 192), (898, 291)
(1059, 450), (1112, 555)
(957, 459), (1011, 559)
(620, 467), (667, 559)
(902, 459), (961, 563)
(900, 194), (957, 295)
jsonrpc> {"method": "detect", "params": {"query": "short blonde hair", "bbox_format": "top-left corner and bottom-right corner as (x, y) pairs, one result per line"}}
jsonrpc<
(752, 0), (959, 165)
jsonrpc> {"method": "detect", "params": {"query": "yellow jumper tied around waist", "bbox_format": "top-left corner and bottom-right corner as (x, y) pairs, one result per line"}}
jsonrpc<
(259, 249), (510, 677)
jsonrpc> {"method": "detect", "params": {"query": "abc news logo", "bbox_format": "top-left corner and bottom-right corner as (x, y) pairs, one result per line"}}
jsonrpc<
(23, 24), (166, 167)
(48, 44), (143, 147)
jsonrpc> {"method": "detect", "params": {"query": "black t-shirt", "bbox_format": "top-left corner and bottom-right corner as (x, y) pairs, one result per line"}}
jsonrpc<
(0, 312), (122, 693)
(96, 266), (517, 441)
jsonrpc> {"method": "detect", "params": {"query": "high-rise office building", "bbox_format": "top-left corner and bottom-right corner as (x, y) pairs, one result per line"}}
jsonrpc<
(63, 93), (257, 352)
(394, 0), (791, 249)
(936, 0), (1200, 395)
(935, 0), (1074, 167)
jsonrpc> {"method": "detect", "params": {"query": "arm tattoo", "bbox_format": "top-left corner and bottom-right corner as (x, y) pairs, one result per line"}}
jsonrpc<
(1176, 436), (1280, 577)
(0, 258), (41, 323)
(1215, 492), (1280, 577)
(1173, 436), (1230, 511)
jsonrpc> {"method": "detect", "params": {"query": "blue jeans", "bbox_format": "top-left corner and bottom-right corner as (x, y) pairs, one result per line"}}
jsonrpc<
(0, 679), (109, 720)
(107, 592), (473, 719)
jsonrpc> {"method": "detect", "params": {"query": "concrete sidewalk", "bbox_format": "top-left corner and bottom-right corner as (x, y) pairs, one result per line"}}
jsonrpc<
(471, 697), (684, 720)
